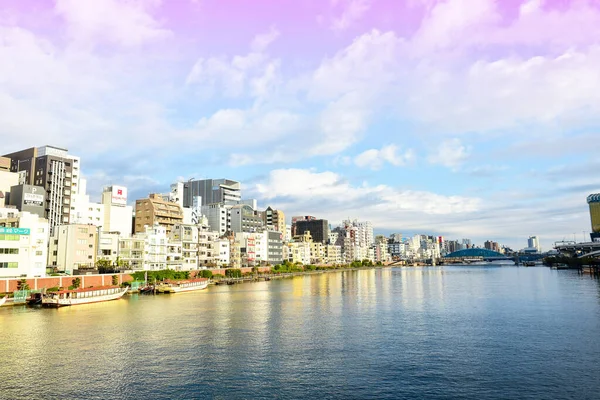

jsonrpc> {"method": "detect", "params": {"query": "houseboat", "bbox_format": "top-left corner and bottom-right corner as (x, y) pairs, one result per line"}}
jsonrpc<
(42, 286), (128, 307)
(156, 278), (209, 294)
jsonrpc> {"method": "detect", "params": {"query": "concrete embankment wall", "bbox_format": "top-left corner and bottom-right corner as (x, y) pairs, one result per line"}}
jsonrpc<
(0, 273), (135, 293)
(0, 266), (272, 294)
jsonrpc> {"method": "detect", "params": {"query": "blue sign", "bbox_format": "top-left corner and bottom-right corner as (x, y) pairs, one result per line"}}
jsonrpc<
(0, 227), (30, 235)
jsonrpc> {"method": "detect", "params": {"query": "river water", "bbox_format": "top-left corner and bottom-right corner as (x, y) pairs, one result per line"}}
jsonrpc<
(1, 266), (600, 399)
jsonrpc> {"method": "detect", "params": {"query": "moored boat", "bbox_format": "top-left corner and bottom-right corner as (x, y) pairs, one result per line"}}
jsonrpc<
(27, 292), (43, 306)
(42, 286), (128, 307)
(0, 295), (7, 307)
(156, 278), (209, 294)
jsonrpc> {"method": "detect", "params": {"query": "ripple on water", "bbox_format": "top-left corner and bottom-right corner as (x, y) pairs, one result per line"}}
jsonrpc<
(1, 267), (600, 399)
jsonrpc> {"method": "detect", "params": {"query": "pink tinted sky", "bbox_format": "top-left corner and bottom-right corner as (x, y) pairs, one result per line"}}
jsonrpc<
(2, 0), (600, 248)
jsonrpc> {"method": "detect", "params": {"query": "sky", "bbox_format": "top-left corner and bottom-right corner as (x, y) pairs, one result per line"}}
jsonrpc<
(1, 0), (600, 251)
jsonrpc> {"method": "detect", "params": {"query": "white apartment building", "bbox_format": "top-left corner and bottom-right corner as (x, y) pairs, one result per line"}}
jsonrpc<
(98, 232), (120, 266)
(119, 237), (145, 270)
(169, 224), (203, 270)
(70, 177), (104, 227)
(287, 241), (311, 265)
(336, 219), (375, 263)
(310, 242), (324, 264)
(0, 208), (48, 278)
(137, 224), (167, 270)
(202, 203), (231, 235)
(325, 244), (342, 265)
(166, 241), (183, 270)
(198, 227), (219, 267)
(216, 239), (230, 267)
(375, 235), (390, 263)
(48, 224), (98, 273)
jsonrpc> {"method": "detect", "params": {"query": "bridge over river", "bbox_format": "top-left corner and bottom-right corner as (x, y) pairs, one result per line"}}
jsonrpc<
(554, 241), (600, 258)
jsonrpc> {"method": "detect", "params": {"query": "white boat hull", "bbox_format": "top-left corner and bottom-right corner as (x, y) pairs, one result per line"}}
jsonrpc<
(0, 296), (7, 307)
(158, 280), (209, 293)
(42, 287), (128, 307)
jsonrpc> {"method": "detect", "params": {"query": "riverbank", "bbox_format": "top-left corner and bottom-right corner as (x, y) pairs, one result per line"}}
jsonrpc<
(0, 265), (390, 305)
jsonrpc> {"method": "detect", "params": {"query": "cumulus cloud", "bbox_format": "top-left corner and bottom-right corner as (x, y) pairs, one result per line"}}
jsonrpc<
(186, 27), (280, 99)
(251, 26), (280, 52)
(252, 168), (481, 214)
(55, 0), (171, 48)
(520, 0), (544, 16)
(330, 0), (372, 33)
(354, 144), (415, 170)
(427, 139), (470, 169)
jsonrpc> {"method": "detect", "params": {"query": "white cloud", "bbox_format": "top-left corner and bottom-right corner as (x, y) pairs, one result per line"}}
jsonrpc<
(249, 168), (483, 235)
(190, 108), (301, 146)
(331, 0), (372, 33)
(520, 0), (544, 16)
(186, 28), (280, 100)
(55, 0), (171, 48)
(309, 29), (400, 101)
(354, 144), (415, 170)
(412, 0), (499, 52)
(251, 26), (280, 52)
(408, 48), (600, 133)
(312, 92), (369, 156)
(427, 139), (470, 169)
(253, 168), (480, 214)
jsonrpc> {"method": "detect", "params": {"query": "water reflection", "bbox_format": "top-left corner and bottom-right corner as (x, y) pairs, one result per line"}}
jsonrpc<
(2, 267), (600, 399)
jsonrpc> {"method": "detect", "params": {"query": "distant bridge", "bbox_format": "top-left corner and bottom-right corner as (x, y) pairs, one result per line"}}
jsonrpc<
(554, 241), (600, 258)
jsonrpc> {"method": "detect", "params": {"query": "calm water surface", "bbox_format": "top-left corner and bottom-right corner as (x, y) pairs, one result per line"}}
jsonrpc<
(1, 266), (600, 399)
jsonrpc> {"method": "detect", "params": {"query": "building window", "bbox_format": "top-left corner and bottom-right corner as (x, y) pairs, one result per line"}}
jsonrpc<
(0, 234), (20, 241)
(0, 262), (18, 268)
(0, 248), (18, 254)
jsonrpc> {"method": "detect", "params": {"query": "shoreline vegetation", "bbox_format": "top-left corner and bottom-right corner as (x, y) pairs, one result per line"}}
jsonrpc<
(129, 259), (384, 287)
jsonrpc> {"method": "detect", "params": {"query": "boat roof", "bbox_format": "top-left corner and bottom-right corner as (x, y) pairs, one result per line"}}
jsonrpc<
(163, 278), (208, 284)
(54, 286), (122, 294)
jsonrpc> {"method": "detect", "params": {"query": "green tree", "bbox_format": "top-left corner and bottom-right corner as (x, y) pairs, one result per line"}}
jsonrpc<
(116, 257), (129, 270)
(71, 277), (81, 289)
(225, 268), (242, 278)
(96, 259), (114, 274)
(200, 270), (213, 279)
(17, 279), (29, 291)
(111, 275), (119, 285)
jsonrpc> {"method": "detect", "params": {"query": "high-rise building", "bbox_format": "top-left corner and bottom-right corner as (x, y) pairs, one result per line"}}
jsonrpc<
(134, 194), (183, 235)
(263, 206), (286, 234)
(3, 146), (82, 234)
(182, 179), (241, 207)
(485, 240), (500, 252)
(291, 215), (316, 237)
(587, 194), (600, 241)
(101, 185), (133, 237)
(295, 219), (329, 244)
(527, 236), (541, 253)
(229, 204), (264, 233)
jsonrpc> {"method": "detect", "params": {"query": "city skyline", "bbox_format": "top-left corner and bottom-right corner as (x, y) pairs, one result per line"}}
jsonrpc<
(2, 0), (599, 250)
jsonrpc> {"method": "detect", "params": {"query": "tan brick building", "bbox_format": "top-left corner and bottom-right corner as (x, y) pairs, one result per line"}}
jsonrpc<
(134, 194), (183, 235)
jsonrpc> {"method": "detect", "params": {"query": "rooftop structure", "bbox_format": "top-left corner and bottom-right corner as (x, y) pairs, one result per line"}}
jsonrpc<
(588, 193), (600, 234)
